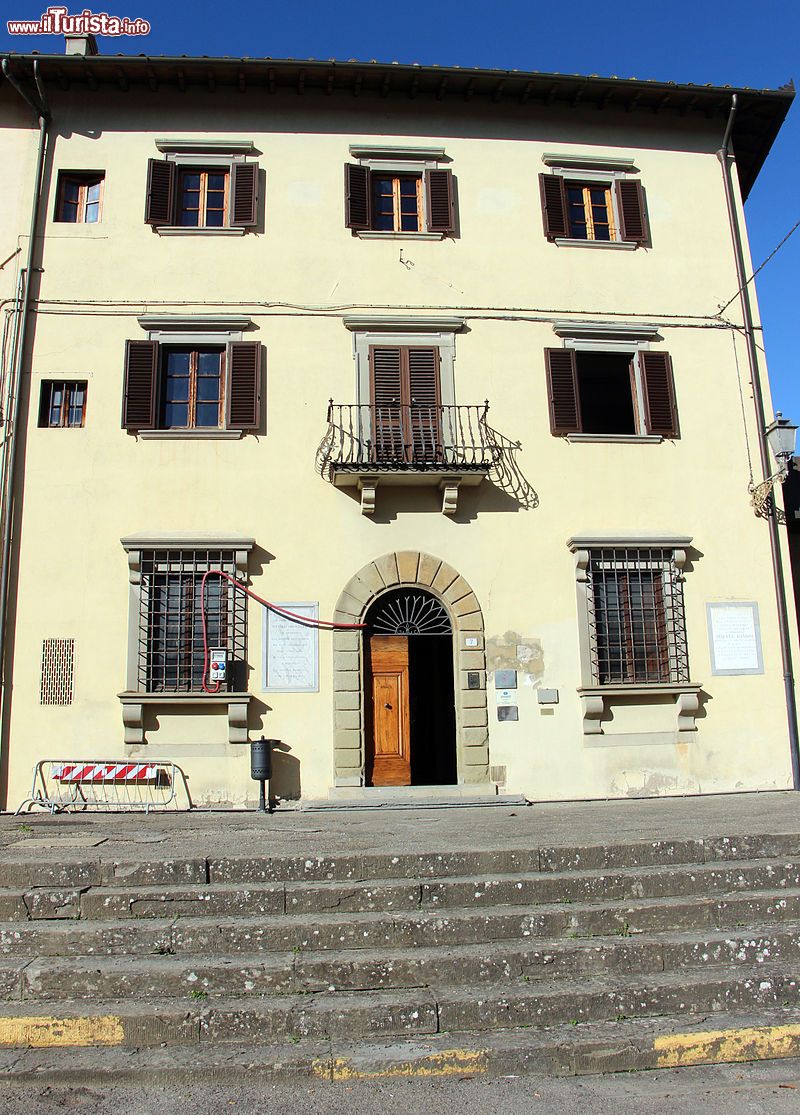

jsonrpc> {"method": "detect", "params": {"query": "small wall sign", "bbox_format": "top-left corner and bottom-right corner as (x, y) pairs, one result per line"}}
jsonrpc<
(497, 705), (519, 722)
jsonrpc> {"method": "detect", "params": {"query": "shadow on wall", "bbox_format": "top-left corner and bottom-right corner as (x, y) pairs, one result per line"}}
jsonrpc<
(270, 740), (301, 803)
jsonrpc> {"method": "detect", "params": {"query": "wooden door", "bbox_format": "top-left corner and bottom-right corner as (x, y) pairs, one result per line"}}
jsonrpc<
(367, 635), (411, 786)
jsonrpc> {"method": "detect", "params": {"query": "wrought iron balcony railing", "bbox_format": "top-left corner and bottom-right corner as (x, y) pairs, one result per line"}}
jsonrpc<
(317, 402), (502, 479)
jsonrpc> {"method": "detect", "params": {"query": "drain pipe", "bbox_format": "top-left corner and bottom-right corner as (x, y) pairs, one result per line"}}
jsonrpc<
(717, 93), (800, 789)
(0, 60), (49, 788)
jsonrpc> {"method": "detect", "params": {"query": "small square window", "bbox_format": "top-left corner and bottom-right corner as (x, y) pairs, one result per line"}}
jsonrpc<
(55, 173), (104, 224)
(38, 381), (88, 428)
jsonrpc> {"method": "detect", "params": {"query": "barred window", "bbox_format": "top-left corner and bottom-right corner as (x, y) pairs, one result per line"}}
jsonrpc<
(137, 549), (247, 692)
(586, 547), (689, 685)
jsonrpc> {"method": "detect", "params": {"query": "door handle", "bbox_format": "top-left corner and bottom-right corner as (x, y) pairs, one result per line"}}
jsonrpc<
(384, 702), (392, 709)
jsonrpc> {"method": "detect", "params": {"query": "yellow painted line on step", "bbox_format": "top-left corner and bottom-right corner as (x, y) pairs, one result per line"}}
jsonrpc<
(0, 1016), (125, 1048)
(655, 1024), (800, 1068)
(314, 1049), (488, 1081)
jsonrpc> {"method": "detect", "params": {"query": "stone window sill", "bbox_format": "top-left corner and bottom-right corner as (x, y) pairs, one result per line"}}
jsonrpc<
(135, 429), (243, 441)
(566, 434), (663, 444)
(553, 238), (638, 250)
(118, 691), (252, 746)
(155, 226), (246, 236)
(577, 683), (702, 737)
(355, 230), (443, 241)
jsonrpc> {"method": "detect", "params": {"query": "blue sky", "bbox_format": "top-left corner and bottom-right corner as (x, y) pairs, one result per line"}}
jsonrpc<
(2, 0), (799, 419)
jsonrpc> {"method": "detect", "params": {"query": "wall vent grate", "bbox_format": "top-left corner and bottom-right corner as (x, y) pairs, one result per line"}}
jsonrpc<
(40, 638), (75, 705)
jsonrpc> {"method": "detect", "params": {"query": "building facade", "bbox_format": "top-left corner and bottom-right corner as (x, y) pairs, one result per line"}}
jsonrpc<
(0, 48), (795, 808)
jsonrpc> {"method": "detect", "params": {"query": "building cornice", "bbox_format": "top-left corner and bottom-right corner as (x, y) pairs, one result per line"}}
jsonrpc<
(0, 54), (792, 198)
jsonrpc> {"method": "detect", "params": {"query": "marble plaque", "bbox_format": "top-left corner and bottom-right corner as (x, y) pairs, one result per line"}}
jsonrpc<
(263, 603), (319, 692)
(707, 602), (763, 676)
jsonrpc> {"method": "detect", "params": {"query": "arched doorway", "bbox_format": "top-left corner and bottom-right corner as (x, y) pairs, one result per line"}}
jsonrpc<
(364, 588), (457, 787)
(331, 551), (489, 790)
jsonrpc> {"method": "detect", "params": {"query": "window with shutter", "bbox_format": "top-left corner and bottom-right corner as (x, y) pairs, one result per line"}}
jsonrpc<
(546, 348), (678, 440)
(122, 340), (159, 430)
(540, 171), (649, 246)
(227, 341), (262, 430)
(346, 163), (455, 235)
(122, 339), (262, 433)
(145, 157), (259, 231)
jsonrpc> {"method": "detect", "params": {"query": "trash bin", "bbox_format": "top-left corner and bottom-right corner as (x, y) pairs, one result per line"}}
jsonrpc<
(250, 738), (278, 812)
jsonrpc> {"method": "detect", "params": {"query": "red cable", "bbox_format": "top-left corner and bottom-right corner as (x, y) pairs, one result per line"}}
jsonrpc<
(200, 569), (365, 693)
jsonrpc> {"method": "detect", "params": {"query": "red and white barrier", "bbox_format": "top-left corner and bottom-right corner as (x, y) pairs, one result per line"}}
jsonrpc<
(53, 763), (158, 783)
(17, 759), (188, 813)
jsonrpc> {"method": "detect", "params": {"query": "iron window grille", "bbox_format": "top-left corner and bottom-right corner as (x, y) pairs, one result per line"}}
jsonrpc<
(586, 547), (689, 685)
(137, 549), (247, 693)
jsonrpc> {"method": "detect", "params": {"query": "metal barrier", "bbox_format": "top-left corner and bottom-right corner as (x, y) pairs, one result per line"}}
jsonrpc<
(16, 760), (192, 814)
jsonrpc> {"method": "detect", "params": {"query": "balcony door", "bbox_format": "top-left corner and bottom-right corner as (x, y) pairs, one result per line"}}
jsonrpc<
(369, 345), (442, 465)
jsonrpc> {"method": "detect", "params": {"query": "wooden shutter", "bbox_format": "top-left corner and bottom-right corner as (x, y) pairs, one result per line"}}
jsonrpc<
(539, 174), (569, 240)
(407, 346), (442, 462)
(615, 179), (648, 244)
(144, 159), (175, 226)
(640, 351), (678, 437)
(370, 346), (405, 462)
(226, 341), (262, 430)
(122, 340), (159, 429)
(424, 170), (455, 234)
(545, 348), (581, 435)
(345, 163), (371, 230)
(230, 162), (259, 227)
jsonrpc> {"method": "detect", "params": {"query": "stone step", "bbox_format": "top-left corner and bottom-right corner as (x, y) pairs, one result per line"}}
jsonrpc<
(10, 925), (800, 1002)
(3, 886), (800, 957)
(5, 831), (800, 891)
(0, 965), (796, 1046)
(5, 1007), (800, 1081)
(4, 854), (799, 922)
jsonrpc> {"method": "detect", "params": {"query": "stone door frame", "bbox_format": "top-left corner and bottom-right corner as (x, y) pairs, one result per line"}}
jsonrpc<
(332, 551), (489, 788)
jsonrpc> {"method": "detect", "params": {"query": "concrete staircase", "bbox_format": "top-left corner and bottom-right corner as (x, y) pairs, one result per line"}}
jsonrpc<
(2, 830), (800, 1082)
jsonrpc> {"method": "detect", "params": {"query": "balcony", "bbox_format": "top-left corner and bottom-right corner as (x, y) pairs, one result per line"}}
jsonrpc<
(317, 403), (504, 514)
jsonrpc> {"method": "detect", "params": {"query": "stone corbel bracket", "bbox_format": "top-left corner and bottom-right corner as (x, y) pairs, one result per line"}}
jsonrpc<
(118, 692), (254, 746)
(358, 477), (378, 516)
(577, 684), (703, 737)
(440, 478), (461, 515)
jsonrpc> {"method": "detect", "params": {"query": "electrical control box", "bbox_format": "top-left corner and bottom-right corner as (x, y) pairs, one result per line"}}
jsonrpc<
(209, 648), (227, 686)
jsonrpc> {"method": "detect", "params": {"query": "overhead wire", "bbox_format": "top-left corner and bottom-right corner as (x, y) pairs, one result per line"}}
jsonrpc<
(717, 216), (800, 317)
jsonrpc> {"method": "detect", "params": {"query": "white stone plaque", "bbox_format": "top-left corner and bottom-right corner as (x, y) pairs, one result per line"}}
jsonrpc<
(707, 602), (763, 676)
(263, 603), (319, 692)
(496, 688), (516, 706)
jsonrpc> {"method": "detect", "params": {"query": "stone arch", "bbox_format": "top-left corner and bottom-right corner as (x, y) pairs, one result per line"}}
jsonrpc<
(332, 551), (488, 788)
